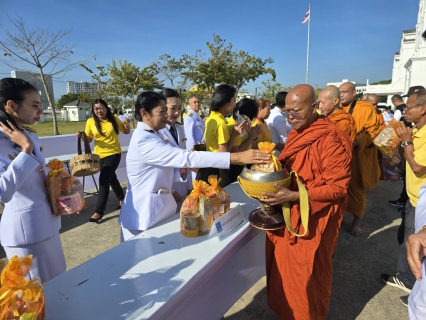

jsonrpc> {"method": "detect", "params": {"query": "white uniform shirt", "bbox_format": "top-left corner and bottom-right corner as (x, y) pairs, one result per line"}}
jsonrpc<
(265, 107), (289, 144)
(183, 110), (205, 151)
(119, 122), (229, 231)
(159, 123), (192, 209)
(0, 128), (61, 246)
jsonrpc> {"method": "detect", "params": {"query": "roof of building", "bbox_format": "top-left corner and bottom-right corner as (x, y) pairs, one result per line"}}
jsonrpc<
(63, 100), (91, 107)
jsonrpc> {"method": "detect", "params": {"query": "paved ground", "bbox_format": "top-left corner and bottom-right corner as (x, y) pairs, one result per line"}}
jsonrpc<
(0, 180), (410, 319)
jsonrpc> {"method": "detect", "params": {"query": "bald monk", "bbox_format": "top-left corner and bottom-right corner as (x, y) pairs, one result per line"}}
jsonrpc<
(262, 84), (352, 320)
(339, 82), (385, 235)
(318, 85), (356, 141)
(363, 93), (385, 126)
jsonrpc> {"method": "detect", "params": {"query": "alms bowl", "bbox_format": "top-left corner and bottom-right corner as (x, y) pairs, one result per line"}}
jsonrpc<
(237, 166), (291, 199)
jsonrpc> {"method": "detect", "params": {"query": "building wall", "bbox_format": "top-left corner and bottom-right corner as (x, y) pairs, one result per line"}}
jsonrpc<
(66, 81), (99, 96)
(11, 71), (54, 110)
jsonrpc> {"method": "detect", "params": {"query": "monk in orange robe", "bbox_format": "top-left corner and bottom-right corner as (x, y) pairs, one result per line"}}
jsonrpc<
(262, 84), (352, 320)
(363, 93), (385, 127)
(318, 85), (356, 141)
(339, 83), (385, 235)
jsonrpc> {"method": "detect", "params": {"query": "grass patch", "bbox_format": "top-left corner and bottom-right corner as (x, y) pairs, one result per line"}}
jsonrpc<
(27, 122), (86, 137)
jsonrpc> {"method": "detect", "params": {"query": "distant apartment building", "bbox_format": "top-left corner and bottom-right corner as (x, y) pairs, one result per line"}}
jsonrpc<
(11, 70), (54, 110)
(66, 81), (99, 96)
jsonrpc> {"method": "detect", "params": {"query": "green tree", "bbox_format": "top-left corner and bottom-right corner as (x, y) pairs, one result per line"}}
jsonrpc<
(0, 14), (92, 135)
(260, 80), (292, 101)
(185, 34), (275, 93)
(152, 53), (194, 91)
(371, 80), (392, 85)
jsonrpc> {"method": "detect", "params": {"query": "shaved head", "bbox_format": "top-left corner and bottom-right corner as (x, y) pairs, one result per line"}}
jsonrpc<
(364, 93), (379, 107)
(318, 85), (341, 116)
(285, 84), (318, 131)
(339, 82), (357, 106)
(321, 85), (340, 100)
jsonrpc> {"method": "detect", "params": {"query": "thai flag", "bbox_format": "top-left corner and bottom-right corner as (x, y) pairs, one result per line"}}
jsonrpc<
(302, 8), (310, 24)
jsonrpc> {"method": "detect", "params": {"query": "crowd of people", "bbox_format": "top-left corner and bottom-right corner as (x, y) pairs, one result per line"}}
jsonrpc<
(2, 75), (426, 319)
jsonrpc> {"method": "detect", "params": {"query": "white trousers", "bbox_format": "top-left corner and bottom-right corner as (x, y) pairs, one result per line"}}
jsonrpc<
(4, 233), (66, 283)
(409, 280), (426, 319)
(120, 226), (142, 242)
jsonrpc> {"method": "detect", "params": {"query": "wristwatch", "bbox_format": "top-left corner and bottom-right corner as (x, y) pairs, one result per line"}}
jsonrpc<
(401, 141), (414, 148)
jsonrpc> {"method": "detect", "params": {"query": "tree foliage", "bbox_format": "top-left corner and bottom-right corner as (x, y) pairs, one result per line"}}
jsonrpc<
(371, 79), (392, 85)
(56, 93), (92, 109)
(184, 34), (275, 93)
(260, 80), (292, 102)
(81, 59), (163, 106)
(0, 14), (91, 135)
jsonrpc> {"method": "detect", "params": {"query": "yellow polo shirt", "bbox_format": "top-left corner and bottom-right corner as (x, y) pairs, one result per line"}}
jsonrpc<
(252, 118), (272, 143)
(406, 124), (426, 206)
(204, 111), (229, 152)
(85, 115), (125, 159)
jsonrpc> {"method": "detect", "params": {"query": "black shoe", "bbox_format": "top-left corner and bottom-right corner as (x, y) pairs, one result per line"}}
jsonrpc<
(88, 214), (103, 224)
(388, 199), (405, 207)
(381, 273), (413, 293)
(400, 295), (409, 307)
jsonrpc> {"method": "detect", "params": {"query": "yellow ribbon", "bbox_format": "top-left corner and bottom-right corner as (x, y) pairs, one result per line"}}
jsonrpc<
(258, 142), (282, 171)
(0, 255), (44, 320)
(282, 171), (310, 237)
(46, 158), (71, 183)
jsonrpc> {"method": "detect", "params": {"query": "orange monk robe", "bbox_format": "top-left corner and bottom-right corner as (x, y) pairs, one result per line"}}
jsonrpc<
(327, 109), (356, 142)
(376, 108), (386, 128)
(267, 117), (352, 320)
(341, 101), (385, 218)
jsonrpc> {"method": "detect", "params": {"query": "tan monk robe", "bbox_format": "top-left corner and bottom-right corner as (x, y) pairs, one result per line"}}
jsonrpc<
(328, 109), (356, 142)
(341, 100), (385, 218)
(267, 117), (352, 319)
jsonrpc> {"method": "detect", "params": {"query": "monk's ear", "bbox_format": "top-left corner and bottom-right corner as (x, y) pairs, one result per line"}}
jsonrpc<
(312, 101), (319, 114)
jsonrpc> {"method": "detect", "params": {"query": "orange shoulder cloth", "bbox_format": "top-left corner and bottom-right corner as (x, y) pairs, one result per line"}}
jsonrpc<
(278, 116), (352, 162)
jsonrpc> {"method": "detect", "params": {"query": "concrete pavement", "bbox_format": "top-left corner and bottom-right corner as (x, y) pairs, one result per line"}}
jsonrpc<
(0, 180), (410, 319)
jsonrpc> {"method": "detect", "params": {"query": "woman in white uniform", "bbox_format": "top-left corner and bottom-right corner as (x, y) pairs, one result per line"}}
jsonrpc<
(118, 92), (270, 242)
(158, 88), (192, 211)
(0, 78), (66, 283)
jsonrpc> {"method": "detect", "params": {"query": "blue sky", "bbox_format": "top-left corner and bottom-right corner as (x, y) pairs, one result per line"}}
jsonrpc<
(0, 0), (421, 98)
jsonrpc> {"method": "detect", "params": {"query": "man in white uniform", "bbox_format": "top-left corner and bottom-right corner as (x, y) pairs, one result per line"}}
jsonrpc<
(265, 92), (289, 154)
(183, 96), (205, 179)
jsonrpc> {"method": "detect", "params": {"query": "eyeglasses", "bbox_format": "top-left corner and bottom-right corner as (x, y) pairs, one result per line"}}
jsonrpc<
(285, 102), (317, 119)
(404, 104), (425, 112)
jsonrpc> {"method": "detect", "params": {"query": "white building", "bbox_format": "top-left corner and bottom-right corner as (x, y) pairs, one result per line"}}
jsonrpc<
(237, 91), (255, 102)
(327, 79), (367, 95)
(66, 81), (99, 96)
(364, 0), (426, 103)
(62, 100), (91, 122)
(11, 70), (54, 110)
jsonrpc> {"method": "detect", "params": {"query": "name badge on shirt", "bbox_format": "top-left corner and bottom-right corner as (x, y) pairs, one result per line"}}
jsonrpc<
(214, 205), (245, 241)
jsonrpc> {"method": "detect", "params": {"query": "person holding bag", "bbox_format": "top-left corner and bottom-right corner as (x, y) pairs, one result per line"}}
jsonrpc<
(76, 99), (130, 223)
(118, 91), (270, 242)
(0, 77), (66, 283)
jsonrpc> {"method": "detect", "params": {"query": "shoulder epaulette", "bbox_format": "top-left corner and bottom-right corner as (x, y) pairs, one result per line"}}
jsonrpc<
(23, 126), (37, 133)
(187, 112), (193, 117)
(145, 129), (155, 133)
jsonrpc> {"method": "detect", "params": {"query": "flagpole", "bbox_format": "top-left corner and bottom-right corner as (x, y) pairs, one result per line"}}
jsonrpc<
(306, 3), (311, 84)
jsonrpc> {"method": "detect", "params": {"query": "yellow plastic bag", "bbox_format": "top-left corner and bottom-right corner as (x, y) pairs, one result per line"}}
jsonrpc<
(251, 142), (282, 172)
(205, 175), (231, 219)
(180, 180), (214, 237)
(46, 159), (85, 216)
(0, 255), (45, 320)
